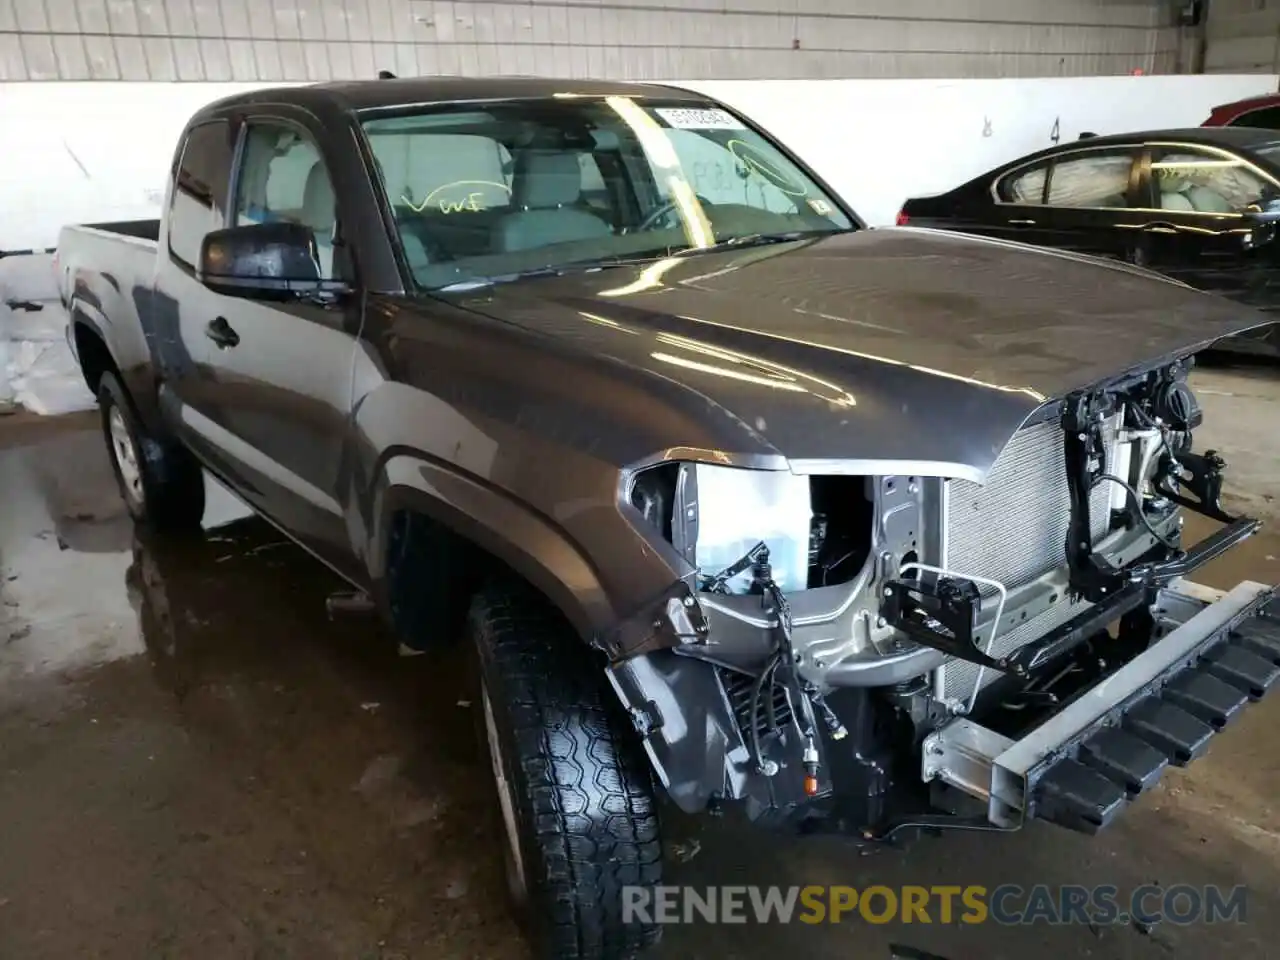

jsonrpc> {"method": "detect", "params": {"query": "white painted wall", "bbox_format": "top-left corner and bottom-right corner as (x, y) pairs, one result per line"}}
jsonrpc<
(1, 72), (1277, 414)
(2, 73), (1275, 252)
(1205, 0), (1280, 74)
(0, 81), (281, 251)
(0, 0), (1178, 83)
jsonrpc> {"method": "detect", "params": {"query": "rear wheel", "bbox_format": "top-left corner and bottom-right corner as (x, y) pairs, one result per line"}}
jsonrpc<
(98, 371), (205, 533)
(468, 582), (664, 960)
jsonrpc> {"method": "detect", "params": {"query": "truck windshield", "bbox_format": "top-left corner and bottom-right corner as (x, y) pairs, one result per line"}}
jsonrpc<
(359, 96), (855, 291)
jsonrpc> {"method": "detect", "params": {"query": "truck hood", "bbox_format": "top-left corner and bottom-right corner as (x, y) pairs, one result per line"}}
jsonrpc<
(450, 227), (1275, 482)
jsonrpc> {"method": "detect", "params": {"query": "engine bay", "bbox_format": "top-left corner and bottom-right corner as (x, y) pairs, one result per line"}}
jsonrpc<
(610, 354), (1265, 835)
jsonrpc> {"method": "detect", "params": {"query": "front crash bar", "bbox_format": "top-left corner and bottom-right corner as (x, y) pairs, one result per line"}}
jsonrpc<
(1004, 514), (1261, 676)
(922, 579), (1279, 834)
(1141, 515), (1261, 583)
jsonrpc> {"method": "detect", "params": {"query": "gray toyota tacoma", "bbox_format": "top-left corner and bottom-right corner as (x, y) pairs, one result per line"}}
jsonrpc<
(58, 76), (1280, 960)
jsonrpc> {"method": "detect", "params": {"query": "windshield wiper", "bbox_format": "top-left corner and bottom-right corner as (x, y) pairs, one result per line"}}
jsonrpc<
(434, 255), (651, 292)
(674, 230), (829, 256)
(435, 265), (567, 292)
(430, 231), (836, 292)
(565, 231), (830, 270)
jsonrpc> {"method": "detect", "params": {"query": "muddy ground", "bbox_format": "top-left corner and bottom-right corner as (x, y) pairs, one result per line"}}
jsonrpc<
(0, 363), (1277, 960)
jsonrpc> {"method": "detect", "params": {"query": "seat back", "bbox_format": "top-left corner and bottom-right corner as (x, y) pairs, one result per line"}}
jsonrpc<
(1161, 190), (1195, 212)
(1186, 185), (1234, 213)
(301, 161), (337, 276)
(496, 149), (611, 252)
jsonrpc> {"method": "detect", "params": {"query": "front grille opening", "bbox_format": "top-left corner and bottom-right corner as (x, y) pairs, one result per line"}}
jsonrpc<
(809, 476), (873, 587)
(718, 666), (794, 740)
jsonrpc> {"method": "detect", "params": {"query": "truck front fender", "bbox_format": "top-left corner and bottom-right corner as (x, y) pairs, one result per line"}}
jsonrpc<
(366, 452), (619, 648)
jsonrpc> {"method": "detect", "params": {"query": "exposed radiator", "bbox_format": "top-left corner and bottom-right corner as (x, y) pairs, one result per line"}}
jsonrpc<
(939, 413), (1120, 702)
(940, 595), (1094, 703)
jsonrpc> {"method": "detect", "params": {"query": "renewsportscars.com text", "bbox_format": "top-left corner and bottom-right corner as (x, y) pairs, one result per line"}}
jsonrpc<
(621, 884), (1247, 926)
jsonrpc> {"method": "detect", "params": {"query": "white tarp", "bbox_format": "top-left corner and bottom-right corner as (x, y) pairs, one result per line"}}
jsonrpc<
(0, 254), (95, 416)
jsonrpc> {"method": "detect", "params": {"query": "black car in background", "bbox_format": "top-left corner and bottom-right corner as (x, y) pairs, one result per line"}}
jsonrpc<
(899, 127), (1280, 358)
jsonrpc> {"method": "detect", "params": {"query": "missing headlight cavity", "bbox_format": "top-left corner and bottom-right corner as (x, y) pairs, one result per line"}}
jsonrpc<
(809, 476), (873, 587)
(629, 464), (873, 592)
(630, 461), (679, 543)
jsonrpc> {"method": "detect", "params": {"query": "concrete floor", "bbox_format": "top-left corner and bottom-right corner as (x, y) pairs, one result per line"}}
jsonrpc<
(0, 366), (1276, 960)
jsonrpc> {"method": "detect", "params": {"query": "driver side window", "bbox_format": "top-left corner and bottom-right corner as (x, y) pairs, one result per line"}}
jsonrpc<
(1150, 147), (1274, 214)
(233, 123), (340, 280)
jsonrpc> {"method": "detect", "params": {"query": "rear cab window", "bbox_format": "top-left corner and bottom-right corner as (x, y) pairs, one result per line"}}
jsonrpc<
(364, 118), (515, 268)
(375, 124), (515, 216)
(168, 120), (235, 267)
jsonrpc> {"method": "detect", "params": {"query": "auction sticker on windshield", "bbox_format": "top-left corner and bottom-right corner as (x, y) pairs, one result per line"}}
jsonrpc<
(655, 107), (745, 130)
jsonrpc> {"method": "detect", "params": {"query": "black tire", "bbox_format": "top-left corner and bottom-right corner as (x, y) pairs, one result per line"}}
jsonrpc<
(98, 371), (205, 533)
(469, 582), (664, 960)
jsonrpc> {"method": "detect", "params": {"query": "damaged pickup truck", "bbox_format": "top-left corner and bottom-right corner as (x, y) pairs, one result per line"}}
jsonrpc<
(58, 77), (1280, 960)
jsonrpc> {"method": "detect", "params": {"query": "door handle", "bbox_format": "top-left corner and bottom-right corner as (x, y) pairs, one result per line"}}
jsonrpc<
(1008, 219), (1037, 226)
(1141, 222), (1180, 234)
(205, 316), (240, 349)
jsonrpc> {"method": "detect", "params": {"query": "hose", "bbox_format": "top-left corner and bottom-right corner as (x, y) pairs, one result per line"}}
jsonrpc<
(1092, 473), (1181, 549)
(748, 650), (782, 773)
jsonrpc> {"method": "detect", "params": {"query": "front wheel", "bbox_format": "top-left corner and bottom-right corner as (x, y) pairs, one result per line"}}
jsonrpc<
(98, 371), (205, 533)
(469, 582), (664, 960)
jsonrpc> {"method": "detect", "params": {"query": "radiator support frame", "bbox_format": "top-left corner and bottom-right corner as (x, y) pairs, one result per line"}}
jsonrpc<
(882, 574), (1027, 679)
(1062, 388), (1129, 603)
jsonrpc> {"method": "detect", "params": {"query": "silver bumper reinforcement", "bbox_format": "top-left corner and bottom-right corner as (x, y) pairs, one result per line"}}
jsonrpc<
(922, 578), (1280, 834)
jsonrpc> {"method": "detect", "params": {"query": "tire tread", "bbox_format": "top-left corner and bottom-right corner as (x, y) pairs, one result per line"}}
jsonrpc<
(470, 582), (663, 960)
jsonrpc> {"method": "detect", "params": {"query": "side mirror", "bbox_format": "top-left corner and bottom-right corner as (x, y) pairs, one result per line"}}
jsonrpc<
(1243, 183), (1280, 222)
(1243, 202), (1280, 224)
(198, 221), (350, 301)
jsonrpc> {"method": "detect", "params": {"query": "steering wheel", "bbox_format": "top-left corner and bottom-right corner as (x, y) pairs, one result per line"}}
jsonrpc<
(632, 194), (715, 233)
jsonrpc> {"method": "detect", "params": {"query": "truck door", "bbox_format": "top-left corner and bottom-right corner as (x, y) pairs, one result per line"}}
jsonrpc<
(190, 114), (365, 580)
(152, 118), (238, 454)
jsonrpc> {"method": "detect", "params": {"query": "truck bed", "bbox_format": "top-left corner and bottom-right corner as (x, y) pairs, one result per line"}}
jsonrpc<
(57, 219), (161, 302)
(58, 218), (161, 319)
(73, 219), (161, 245)
(57, 219), (167, 421)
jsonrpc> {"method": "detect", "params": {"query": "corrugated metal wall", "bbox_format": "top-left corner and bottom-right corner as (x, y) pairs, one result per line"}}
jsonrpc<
(0, 0), (1178, 83)
(1205, 0), (1280, 74)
